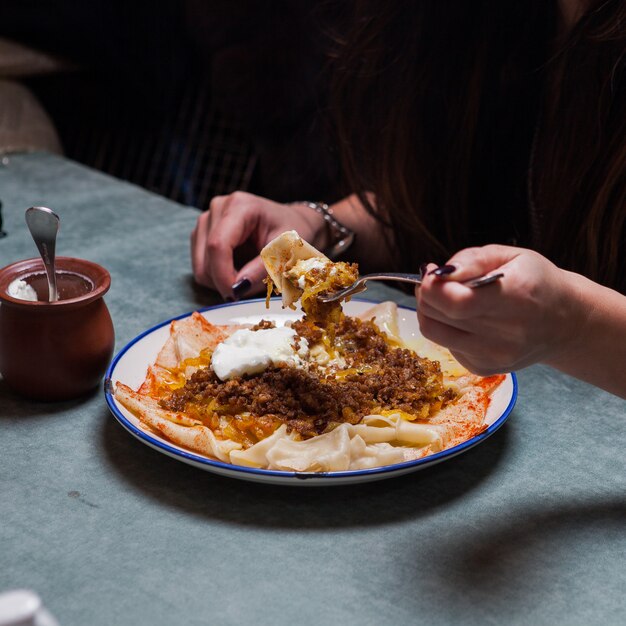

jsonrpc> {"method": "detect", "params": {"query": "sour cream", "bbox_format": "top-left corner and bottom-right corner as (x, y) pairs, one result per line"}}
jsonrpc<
(290, 257), (330, 289)
(7, 278), (38, 301)
(211, 326), (309, 381)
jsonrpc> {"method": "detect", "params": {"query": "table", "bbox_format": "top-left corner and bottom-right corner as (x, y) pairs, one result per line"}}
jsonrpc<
(1, 153), (624, 626)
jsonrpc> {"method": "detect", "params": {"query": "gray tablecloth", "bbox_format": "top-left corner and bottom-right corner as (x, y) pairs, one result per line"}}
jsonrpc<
(1, 153), (624, 626)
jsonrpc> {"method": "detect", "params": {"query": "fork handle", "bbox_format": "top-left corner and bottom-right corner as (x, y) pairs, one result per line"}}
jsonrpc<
(361, 272), (423, 285)
(361, 271), (504, 289)
(322, 270), (501, 303)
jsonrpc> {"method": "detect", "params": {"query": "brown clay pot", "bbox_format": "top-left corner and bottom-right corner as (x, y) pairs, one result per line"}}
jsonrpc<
(0, 257), (115, 401)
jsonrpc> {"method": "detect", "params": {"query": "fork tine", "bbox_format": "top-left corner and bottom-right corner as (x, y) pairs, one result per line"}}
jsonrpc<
(320, 281), (367, 303)
(321, 287), (357, 303)
(344, 283), (368, 300)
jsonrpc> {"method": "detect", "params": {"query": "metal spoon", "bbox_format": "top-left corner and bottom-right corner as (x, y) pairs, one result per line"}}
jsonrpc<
(25, 206), (60, 302)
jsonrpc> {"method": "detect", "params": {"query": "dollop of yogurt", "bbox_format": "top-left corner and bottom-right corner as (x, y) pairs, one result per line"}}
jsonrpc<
(211, 326), (309, 381)
(7, 278), (38, 301)
(289, 257), (330, 289)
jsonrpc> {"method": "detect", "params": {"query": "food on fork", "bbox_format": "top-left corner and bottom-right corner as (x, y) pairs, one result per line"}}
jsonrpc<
(260, 229), (358, 323)
(114, 231), (504, 472)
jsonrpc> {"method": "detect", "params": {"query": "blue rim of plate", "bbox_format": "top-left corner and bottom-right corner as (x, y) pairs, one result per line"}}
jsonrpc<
(104, 298), (518, 481)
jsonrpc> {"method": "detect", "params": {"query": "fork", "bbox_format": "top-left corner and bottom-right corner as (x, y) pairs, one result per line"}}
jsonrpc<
(318, 271), (504, 303)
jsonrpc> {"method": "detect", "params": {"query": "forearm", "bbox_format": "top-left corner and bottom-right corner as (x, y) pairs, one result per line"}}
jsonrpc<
(329, 194), (396, 271)
(547, 271), (626, 399)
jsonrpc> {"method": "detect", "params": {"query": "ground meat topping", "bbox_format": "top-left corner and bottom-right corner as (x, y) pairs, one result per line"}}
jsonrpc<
(251, 319), (276, 331)
(290, 319), (324, 345)
(160, 316), (455, 438)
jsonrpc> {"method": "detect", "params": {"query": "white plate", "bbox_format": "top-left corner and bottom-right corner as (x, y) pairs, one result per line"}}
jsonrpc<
(104, 298), (517, 486)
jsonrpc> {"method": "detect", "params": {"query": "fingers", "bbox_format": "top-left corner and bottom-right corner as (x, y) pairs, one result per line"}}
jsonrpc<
(431, 244), (520, 282)
(447, 349), (511, 377)
(419, 275), (503, 323)
(233, 256), (269, 298)
(418, 307), (520, 375)
(191, 191), (335, 300)
(191, 193), (267, 299)
(207, 202), (260, 298)
(416, 309), (476, 353)
(191, 210), (212, 288)
(417, 299), (478, 331)
(415, 247), (513, 372)
(415, 245), (556, 375)
(418, 246), (518, 320)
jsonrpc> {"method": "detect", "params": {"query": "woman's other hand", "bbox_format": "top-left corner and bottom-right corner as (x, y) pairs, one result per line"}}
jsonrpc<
(191, 192), (395, 300)
(416, 245), (586, 375)
(191, 192), (327, 299)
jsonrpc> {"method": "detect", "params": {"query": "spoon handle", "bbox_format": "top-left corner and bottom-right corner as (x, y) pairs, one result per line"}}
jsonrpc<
(25, 206), (60, 302)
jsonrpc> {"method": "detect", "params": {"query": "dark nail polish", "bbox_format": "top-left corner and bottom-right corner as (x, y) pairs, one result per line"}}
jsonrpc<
(231, 277), (251, 299)
(224, 296), (234, 303)
(419, 263), (429, 278)
(428, 264), (456, 277)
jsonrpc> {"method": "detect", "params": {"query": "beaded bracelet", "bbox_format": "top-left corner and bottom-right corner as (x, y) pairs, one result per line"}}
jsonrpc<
(292, 201), (355, 259)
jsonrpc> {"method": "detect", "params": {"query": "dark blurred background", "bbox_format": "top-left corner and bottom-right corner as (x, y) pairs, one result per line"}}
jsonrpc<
(0, 0), (345, 209)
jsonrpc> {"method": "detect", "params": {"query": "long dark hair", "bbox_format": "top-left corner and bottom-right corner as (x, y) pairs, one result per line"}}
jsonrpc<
(331, 0), (626, 292)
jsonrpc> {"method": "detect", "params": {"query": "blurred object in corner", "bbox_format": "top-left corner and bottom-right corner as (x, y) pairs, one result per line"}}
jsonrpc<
(0, 79), (62, 156)
(0, 37), (69, 156)
(0, 589), (59, 626)
(0, 36), (76, 78)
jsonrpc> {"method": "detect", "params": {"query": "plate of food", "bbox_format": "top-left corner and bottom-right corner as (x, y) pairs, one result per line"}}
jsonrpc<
(104, 232), (517, 485)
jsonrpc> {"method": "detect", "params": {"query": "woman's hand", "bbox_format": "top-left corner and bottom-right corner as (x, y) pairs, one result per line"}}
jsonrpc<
(416, 245), (587, 376)
(191, 192), (328, 299)
(191, 191), (395, 300)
